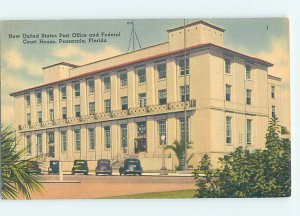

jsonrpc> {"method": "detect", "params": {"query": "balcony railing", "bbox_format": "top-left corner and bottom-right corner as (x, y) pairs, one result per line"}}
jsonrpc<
(18, 99), (196, 131)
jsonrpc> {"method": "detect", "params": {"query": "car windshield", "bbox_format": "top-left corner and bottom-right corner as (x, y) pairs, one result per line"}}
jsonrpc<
(51, 161), (58, 165)
(75, 161), (86, 165)
(126, 160), (140, 165)
(98, 160), (110, 166)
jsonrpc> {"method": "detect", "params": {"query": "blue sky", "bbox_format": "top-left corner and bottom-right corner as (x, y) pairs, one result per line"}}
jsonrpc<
(0, 18), (290, 127)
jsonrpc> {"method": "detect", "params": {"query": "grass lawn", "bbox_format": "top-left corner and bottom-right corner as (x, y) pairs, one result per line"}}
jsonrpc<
(106, 189), (196, 199)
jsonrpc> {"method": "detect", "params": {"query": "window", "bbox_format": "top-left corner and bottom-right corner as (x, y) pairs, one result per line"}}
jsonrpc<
(272, 106), (276, 118)
(104, 99), (111, 113)
(25, 94), (30, 107)
(89, 102), (95, 115)
(224, 59), (231, 74)
(226, 84), (231, 101)
(137, 68), (146, 83)
(75, 105), (80, 117)
(27, 113), (31, 125)
(61, 131), (67, 152)
(88, 128), (95, 150)
(88, 79), (95, 94)
(37, 111), (42, 123)
(180, 85), (190, 102)
(246, 65), (251, 79)
(121, 96), (128, 110)
(226, 116), (232, 144)
(48, 88), (54, 103)
(36, 91), (42, 104)
(74, 129), (81, 151)
(180, 117), (189, 142)
(158, 89), (167, 105)
(137, 122), (147, 137)
(26, 135), (32, 155)
(247, 119), (252, 145)
(74, 82), (80, 97)
(157, 63), (166, 79)
(120, 72), (128, 87)
(120, 124), (128, 149)
(62, 107), (67, 119)
(60, 85), (67, 100)
(158, 120), (167, 145)
(246, 89), (252, 105)
(104, 126), (111, 148)
(49, 109), (54, 121)
(271, 85), (275, 99)
(179, 58), (190, 76)
(138, 93), (147, 107)
(37, 134), (43, 154)
(104, 77), (110, 91)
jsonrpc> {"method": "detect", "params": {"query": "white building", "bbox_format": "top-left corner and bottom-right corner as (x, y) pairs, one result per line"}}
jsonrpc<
(10, 20), (281, 171)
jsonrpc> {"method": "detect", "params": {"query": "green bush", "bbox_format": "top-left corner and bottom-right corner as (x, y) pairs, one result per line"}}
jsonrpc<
(193, 117), (291, 198)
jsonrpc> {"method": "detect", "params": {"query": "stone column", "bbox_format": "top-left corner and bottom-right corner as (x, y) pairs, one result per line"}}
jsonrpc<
(127, 67), (136, 108)
(166, 57), (177, 102)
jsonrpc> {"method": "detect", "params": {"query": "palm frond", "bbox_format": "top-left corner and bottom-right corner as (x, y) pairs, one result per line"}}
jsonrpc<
(1, 125), (44, 199)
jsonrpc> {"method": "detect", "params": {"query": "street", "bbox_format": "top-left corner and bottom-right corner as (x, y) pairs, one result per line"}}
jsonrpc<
(19, 174), (196, 199)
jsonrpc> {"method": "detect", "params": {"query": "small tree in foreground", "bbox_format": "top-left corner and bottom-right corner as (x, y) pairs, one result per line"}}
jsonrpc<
(1, 126), (44, 199)
(193, 117), (291, 198)
(165, 140), (193, 170)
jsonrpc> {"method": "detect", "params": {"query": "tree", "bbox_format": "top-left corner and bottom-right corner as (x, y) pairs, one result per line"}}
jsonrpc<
(165, 139), (193, 170)
(193, 117), (291, 198)
(1, 126), (44, 199)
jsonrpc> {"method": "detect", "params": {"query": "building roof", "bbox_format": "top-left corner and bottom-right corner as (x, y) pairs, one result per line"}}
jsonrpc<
(10, 43), (273, 97)
(167, 20), (225, 33)
(268, 74), (282, 81)
(42, 62), (78, 70)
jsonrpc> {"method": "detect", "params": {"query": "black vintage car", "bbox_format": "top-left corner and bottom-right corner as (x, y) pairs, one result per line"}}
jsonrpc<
(26, 161), (42, 175)
(71, 160), (89, 175)
(48, 160), (60, 175)
(95, 159), (112, 176)
(119, 159), (142, 176)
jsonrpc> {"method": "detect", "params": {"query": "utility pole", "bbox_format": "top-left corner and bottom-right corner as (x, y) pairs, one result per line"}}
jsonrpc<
(183, 18), (188, 171)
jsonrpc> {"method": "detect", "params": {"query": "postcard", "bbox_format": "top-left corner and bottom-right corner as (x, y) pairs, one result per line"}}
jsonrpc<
(0, 18), (291, 199)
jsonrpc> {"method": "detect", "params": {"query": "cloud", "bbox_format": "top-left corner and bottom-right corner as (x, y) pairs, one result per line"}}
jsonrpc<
(51, 45), (122, 65)
(3, 48), (43, 77)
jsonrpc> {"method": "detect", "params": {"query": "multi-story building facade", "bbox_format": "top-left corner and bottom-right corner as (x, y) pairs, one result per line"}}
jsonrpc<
(10, 21), (281, 170)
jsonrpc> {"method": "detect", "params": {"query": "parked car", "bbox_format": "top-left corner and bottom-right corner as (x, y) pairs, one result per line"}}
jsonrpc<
(71, 160), (89, 175)
(95, 159), (112, 176)
(48, 160), (60, 175)
(26, 161), (42, 175)
(119, 159), (142, 176)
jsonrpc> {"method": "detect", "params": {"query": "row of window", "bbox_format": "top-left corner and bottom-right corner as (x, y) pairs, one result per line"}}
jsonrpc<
(225, 85), (276, 104)
(25, 86), (190, 124)
(24, 59), (190, 107)
(224, 59), (252, 80)
(225, 117), (252, 145)
(25, 118), (190, 154)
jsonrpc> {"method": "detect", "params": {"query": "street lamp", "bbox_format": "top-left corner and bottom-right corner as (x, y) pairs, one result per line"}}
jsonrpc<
(160, 134), (167, 175)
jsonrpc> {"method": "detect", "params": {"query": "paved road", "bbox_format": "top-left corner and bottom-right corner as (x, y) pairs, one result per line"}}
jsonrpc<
(42, 174), (195, 184)
(18, 174), (196, 200)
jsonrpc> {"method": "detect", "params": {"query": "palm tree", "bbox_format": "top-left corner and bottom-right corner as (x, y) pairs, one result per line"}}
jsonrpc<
(1, 125), (44, 199)
(165, 139), (193, 170)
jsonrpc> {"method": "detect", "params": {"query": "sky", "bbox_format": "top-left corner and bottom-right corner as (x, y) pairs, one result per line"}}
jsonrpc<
(0, 18), (290, 129)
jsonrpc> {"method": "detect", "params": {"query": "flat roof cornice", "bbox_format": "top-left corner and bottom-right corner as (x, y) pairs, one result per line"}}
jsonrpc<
(167, 20), (225, 33)
(10, 43), (273, 97)
(42, 62), (78, 69)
